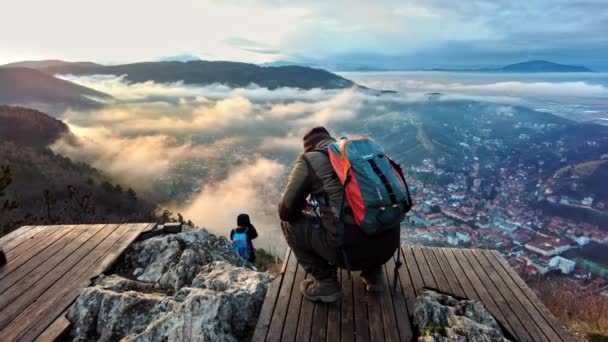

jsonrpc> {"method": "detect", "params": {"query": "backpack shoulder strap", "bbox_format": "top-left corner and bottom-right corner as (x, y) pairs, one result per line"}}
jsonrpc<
(387, 157), (414, 209)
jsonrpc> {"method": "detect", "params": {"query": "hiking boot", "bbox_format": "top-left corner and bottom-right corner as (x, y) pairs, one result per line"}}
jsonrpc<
(361, 267), (384, 292)
(300, 277), (341, 303)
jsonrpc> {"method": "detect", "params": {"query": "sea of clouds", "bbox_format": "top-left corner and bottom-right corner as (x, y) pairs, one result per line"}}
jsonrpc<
(342, 71), (608, 123)
(52, 75), (393, 252)
(51, 72), (607, 252)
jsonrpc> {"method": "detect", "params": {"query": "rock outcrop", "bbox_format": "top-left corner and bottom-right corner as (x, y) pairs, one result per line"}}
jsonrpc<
(117, 227), (249, 292)
(414, 290), (511, 342)
(67, 228), (272, 342)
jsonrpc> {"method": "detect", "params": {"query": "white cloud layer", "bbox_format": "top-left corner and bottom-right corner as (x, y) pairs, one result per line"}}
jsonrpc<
(49, 73), (607, 249)
(179, 158), (287, 253)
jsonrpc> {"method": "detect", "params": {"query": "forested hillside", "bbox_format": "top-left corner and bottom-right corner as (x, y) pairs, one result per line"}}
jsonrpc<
(0, 106), (68, 147)
(0, 106), (155, 236)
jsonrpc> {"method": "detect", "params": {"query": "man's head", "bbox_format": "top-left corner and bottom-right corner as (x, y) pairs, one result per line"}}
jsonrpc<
(303, 126), (332, 152)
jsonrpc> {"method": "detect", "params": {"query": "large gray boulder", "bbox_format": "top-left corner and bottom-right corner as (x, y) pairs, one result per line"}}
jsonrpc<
(414, 290), (511, 342)
(117, 228), (249, 292)
(68, 228), (271, 342)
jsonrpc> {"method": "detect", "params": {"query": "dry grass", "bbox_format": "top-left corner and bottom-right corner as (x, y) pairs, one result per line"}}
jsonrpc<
(254, 248), (283, 277)
(554, 159), (608, 178)
(529, 278), (608, 341)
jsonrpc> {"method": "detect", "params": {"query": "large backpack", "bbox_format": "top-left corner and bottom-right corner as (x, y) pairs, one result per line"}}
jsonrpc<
(232, 228), (252, 261)
(327, 137), (413, 235)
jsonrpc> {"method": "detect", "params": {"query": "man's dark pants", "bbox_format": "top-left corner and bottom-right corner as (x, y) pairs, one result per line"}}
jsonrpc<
(281, 216), (400, 280)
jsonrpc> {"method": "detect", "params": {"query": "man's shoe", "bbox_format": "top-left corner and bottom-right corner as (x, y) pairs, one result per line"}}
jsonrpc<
(300, 278), (341, 303)
(361, 267), (384, 292)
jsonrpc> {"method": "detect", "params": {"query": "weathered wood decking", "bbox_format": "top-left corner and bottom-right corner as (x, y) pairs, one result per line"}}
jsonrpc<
(0, 223), (155, 342)
(253, 246), (574, 342)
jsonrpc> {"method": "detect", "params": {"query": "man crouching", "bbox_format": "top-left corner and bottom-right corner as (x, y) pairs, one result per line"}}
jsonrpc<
(278, 127), (400, 303)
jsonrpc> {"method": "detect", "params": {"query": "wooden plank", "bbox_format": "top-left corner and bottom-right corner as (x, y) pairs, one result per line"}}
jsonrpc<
(443, 248), (514, 336)
(326, 270), (340, 342)
(252, 248), (292, 340)
(252, 250), (291, 342)
(0, 225), (78, 283)
(411, 246), (438, 290)
(4, 226), (63, 263)
(385, 255), (414, 342)
(462, 249), (538, 342)
(352, 273), (370, 342)
(375, 264), (399, 342)
(295, 274), (315, 342)
(265, 251), (298, 341)
(0, 226), (35, 246)
(20, 224), (147, 341)
(87, 224), (154, 276)
(280, 248), (291, 274)
(421, 247), (452, 294)
(442, 248), (478, 300)
(2, 226), (46, 252)
(15, 223), (152, 342)
(366, 289), (385, 342)
(401, 246), (425, 295)
(0, 225), (102, 315)
(471, 250), (550, 342)
(0, 225), (84, 294)
(0, 224), (115, 331)
(251, 275), (284, 342)
(140, 223), (158, 233)
(310, 302), (328, 342)
(452, 248), (531, 342)
(432, 248), (467, 299)
(0, 223), (143, 341)
(488, 250), (574, 342)
(393, 248), (417, 316)
(35, 312), (70, 342)
(340, 269), (355, 342)
(280, 261), (306, 342)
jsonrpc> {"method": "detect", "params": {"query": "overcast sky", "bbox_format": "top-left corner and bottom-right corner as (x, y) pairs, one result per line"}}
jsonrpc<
(2, 0), (607, 69)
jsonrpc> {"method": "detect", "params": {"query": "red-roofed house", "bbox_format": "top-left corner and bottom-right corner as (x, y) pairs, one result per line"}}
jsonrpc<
(525, 238), (573, 256)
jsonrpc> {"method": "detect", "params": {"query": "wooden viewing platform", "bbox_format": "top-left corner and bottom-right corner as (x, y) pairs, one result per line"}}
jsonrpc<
(0, 223), (156, 342)
(253, 246), (574, 342)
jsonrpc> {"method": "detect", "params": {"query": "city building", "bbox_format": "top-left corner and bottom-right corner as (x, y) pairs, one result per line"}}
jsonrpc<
(525, 238), (573, 256)
(549, 256), (576, 274)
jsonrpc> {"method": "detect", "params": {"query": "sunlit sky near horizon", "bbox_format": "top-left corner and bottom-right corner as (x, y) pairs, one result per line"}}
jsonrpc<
(2, 0), (607, 69)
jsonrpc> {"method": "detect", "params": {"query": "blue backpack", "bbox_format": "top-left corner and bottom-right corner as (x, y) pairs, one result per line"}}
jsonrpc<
(326, 137), (413, 235)
(232, 228), (251, 261)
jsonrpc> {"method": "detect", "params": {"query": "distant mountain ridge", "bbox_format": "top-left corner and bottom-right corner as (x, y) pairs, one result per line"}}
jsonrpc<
(1, 60), (103, 70)
(2, 60), (355, 90)
(0, 67), (111, 109)
(422, 60), (592, 73)
(260, 59), (593, 73)
(499, 60), (592, 72)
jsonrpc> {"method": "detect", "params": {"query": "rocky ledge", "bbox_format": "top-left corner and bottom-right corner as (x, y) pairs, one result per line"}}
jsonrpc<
(67, 227), (272, 342)
(414, 290), (511, 342)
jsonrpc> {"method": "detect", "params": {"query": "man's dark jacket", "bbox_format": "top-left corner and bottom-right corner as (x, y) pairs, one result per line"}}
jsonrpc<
(278, 138), (400, 270)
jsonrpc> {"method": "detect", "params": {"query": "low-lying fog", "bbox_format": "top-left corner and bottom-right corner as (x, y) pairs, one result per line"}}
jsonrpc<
(51, 72), (608, 253)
